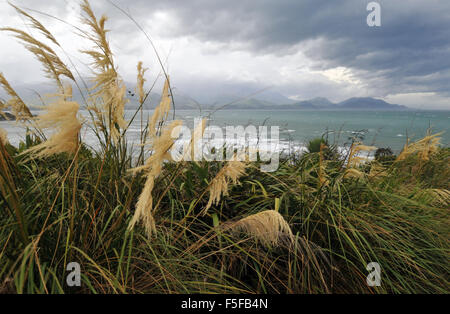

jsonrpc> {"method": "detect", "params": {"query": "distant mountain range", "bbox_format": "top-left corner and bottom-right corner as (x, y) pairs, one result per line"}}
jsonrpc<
(3, 81), (409, 112)
(124, 94), (408, 111)
(196, 96), (408, 111)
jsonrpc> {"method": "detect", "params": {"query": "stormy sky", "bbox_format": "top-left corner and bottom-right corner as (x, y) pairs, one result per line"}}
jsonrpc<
(0, 0), (449, 109)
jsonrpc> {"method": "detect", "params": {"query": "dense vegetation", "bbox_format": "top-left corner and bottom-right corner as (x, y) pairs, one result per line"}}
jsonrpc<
(0, 1), (448, 294)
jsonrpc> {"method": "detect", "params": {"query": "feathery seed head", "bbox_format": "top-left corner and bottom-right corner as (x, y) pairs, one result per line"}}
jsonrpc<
(128, 120), (183, 237)
(0, 73), (32, 121)
(22, 86), (81, 158)
(203, 160), (246, 215)
(396, 132), (442, 162)
(9, 3), (60, 46)
(347, 143), (377, 168)
(223, 210), (294, 247)
(148, 78), (172, 138)
(137, 61), (148, 104)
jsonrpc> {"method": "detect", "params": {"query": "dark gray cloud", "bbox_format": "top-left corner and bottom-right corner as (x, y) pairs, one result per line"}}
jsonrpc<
(1, 0), (449, 108)
(111, 0), (450, 98)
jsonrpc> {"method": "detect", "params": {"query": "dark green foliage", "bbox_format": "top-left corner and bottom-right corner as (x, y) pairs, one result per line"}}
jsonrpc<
(1, 135), (449, 294)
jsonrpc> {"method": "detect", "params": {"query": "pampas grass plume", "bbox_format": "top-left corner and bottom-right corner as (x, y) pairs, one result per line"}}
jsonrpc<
(223, 210), (294, 247)
(203, 160), (246, 215)
(128, 120), (183, 237)
(22, 86), (81, 158)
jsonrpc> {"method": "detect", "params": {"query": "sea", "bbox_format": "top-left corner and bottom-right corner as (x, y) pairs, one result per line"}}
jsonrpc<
(1, 109), (449, 154)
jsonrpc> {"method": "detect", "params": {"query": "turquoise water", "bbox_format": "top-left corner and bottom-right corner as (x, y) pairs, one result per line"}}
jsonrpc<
(172, 110), (450, 152)
(1, 109), (449, 152)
